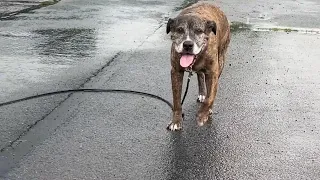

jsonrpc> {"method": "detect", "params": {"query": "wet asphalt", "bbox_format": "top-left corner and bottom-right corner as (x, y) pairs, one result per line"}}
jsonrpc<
(0, 0), (59, 20)
(0, 0), (320, 179)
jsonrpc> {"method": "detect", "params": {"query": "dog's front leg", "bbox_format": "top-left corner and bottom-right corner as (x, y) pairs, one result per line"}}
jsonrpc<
(197, 70), (219, 126)
(167, 69), (184, 131)
(197, 71), (207, 103)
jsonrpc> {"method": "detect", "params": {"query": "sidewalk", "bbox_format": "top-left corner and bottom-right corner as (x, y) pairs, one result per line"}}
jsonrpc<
(0, 0), (59, 19)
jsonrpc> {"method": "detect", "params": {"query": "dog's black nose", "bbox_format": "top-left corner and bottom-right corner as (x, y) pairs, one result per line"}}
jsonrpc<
(183, 41), (193, 50)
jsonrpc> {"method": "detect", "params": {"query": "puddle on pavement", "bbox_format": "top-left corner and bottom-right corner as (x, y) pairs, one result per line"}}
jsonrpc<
(0, 31), (33, 38)
(33, 28), (97, 63)
(230, 21), (320, 35)
(0, 0), (60, 20)
(39, 0), (60, 7)
(252, 26), (320, 35)
(174, 0), (199, 11)
(230, 21), (252, 33)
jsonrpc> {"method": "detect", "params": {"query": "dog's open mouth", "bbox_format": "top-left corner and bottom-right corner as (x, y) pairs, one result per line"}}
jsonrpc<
(180, 54), (195, 68)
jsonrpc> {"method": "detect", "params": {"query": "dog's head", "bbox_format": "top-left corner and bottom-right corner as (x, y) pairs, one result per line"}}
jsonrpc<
(166, 15), (216, 67)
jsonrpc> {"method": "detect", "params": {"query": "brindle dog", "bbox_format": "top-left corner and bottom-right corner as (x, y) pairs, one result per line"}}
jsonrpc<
(166, 2), (230, 131)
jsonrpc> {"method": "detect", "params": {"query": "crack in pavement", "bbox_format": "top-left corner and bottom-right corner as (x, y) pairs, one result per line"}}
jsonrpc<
(85, 23), (167, 86)
(79, 52), (122, 88)
(0, 51), (122, 153)
(0, 94), (72, 153)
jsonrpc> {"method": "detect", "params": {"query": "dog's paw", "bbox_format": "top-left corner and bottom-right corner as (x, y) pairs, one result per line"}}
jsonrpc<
(167, 122), (182, 131)
(209, 109), (213, 115)
(196, 109), (212, 126)
(197, 95), (206, 103)
(197, 116), (208, 126)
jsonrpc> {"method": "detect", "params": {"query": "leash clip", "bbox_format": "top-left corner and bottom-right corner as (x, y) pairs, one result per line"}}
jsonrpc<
(185, 66), (193, 79)
(187, 70), (193, 79)
(185, 55), (196, 79)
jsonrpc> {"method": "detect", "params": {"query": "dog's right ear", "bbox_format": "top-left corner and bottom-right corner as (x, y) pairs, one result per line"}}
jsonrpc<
(166, 18), (174, 34)
(206, 20), (217, 35)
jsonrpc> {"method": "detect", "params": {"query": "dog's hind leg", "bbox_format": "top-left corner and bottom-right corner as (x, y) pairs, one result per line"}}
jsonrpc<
(218, 30), (230, 77)
(218, 53), (225, 78)
(197, 71), (207, 103)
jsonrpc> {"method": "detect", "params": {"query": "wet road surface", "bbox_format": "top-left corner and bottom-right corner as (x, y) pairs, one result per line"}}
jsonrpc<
(0, 0), (60, 20)
(1, 0), (320, 179)
(0, 0), (178, 152)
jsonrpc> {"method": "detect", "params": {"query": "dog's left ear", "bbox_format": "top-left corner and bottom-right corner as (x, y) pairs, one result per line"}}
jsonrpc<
(166, 18), (174, 34)
(206, 21), (217, 35)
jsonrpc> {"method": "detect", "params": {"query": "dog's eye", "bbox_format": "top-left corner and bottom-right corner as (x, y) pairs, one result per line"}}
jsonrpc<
(195, 28), (203, 34)
(177, 27), (184, 33)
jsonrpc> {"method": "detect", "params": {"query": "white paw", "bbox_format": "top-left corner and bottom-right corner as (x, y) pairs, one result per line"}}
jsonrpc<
(197, 120), (204, 127)
(167, 122), (182, 131)
(197, 116), (208, 127)
(197, 95), (206, 102)
(209, 109), (213, 115)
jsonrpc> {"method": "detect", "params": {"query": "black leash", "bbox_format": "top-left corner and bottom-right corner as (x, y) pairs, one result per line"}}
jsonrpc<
(180, 71), (194, 119)
(181, 71), (193, 106)
(0, 73), (193, 113)
(0, 89), (173, 109)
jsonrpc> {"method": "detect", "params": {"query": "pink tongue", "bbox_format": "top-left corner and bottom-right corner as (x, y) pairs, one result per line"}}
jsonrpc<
(180, 55), (195, 68)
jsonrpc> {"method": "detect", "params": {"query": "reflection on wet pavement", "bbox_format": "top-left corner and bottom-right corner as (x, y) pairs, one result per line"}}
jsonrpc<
(34, 28), (96, 62)
(166, 127), (218, 179)
(230, 21), (320, 35)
